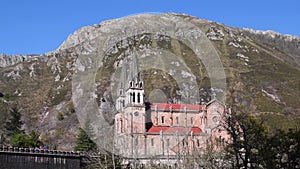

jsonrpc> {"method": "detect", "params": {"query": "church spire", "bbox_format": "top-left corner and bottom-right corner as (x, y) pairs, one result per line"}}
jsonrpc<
(127, 49), (143, 89)
(129, 50), (140, 81)
(118, 59), (127, 96)
(116, 49), (144, 110)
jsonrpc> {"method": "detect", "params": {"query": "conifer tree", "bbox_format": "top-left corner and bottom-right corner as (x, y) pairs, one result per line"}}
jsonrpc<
(74, 115), (98, 152)
(4, 107), (42, 147)
(74, 128), (97, 152)
(84, 116), (94, 138)
(5, 107), (23, 137)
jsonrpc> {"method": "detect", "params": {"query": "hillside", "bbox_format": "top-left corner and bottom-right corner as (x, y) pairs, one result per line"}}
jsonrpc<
(0, 13), (299, 150)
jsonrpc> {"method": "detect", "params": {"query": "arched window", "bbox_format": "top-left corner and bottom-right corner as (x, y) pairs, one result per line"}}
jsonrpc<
(130, 93), (133, 102)
(139, 82), (143, 88)
(182, 138), (188, 147)
(137, 93), (140, 103)
(161, 116), (165, 124)
(120, 119), (123, 133)
(132, 92), (135, 103)
(197, 139), (200, 147)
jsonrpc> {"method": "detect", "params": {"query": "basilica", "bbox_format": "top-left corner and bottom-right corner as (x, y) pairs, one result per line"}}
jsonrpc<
(114, 53), (228, 164)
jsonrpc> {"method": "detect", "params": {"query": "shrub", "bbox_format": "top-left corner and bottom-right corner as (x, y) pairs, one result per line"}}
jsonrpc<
(57, 112), (64, 121)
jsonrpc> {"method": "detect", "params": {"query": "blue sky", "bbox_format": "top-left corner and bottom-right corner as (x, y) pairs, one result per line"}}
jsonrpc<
(1, 0), (299, 55)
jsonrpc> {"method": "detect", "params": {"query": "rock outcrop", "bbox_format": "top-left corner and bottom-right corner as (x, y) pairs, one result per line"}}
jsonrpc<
(0, 13), (300, 150)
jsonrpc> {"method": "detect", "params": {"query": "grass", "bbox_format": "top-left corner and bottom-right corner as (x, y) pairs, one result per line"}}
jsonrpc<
(52, 89), (68, 106)
(253, 92), (284, 113)
(262, 113), (300, 132)
(205, 24), (300, 130)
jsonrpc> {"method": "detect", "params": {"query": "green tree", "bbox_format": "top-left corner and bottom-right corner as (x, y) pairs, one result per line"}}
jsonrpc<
(11, 130), (42, 148)
(78, 116), (122, 168)
(28, 130), (42, 147)
(224, 112), (268, 169)
(12, 132), (31, 147)
(74, 128), (98, 152)
(223, 109), (300, 169)
(4, 106), (43, 148)
(259, 128), (300, 169)
(4, 107), (23, 137)
(84, 116), (94, 137)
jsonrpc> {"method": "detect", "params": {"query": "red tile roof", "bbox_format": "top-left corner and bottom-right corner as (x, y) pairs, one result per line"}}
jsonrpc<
(150, 103), (203, 111)
(148, 126), (202, 134)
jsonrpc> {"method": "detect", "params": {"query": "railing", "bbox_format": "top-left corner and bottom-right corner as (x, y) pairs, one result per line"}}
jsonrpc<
(0, 146), (85, 157)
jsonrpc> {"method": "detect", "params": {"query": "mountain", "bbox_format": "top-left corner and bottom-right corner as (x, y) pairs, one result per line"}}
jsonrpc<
(0, 13), (299, 150)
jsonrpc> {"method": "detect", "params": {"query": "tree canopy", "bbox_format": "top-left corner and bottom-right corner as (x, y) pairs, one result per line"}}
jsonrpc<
(5, 106), (23, 137)
(224, 112), (300, 169)
(74, 128), (98, 152)
(3, 106), (43, 148)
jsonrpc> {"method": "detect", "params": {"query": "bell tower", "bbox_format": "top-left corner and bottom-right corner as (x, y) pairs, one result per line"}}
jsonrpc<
(116, 51), (146, 134)
(125, 51), (144, 107)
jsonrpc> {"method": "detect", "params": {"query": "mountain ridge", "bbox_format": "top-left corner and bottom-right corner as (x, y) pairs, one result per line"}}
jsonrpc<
(1, 13), (299, 68)
(0, 13), (299, 150)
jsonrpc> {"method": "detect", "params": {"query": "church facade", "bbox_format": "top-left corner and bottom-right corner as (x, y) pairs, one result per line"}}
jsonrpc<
(114, 53), (228, 164)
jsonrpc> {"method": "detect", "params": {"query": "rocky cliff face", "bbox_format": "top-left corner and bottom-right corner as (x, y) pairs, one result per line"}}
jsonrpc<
(0, 13), (299, 150)
(0, 54), (45, 68)
(240, 28), (300, 66)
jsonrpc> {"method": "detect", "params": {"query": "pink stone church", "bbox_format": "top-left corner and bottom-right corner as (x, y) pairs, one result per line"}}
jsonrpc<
(114, 53), (228, 164)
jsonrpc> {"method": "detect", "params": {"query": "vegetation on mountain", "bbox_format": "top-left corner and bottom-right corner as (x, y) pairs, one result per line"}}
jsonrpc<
(0, 13), (299, 151)
(4, 106), (24, 137)
(11, 131), (42, 148)
(74, 128), (97, 152)
(223, 111), (300, 169)
(2, 106), (43, 148)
